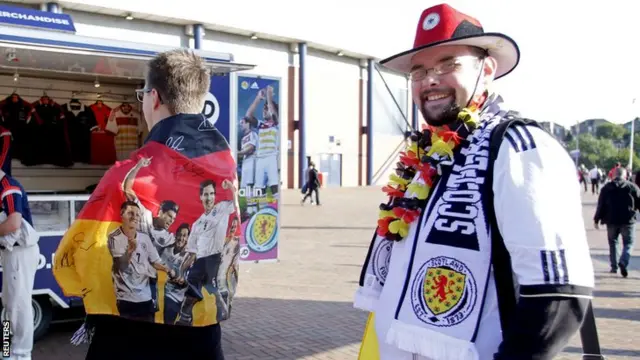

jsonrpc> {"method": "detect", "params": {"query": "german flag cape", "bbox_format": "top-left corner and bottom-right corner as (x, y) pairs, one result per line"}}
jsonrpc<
(54, 114), (241, 331)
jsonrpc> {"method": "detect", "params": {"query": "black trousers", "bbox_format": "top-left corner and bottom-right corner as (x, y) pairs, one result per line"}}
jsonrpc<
(85, 315), (224, 360)
(302, 186), (320, 204)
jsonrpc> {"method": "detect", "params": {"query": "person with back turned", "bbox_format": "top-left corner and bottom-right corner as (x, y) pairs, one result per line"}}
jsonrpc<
(594, 166), (640, 278)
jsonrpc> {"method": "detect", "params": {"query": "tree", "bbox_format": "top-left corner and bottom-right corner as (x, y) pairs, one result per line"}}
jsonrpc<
(595, 122), (627, 140)
(566, 134), (619, 169)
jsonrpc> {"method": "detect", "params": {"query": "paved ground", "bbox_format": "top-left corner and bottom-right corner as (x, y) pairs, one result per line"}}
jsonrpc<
(32, 187), (639, 360)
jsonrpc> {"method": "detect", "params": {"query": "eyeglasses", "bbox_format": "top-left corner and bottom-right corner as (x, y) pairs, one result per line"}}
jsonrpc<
(409, 56), (483, 82)
(135, 88), (151, 103)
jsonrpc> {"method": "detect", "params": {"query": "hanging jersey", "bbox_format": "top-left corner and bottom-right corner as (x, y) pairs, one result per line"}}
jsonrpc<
(186, 200), (236, 259)
(161, 247), (189, 303)
(30, 98), (73, 167)
(256, 120), (278, 157)
(0, 94), (39, 161)
(107, 104), (142, 161)
(62, 102), (98, 164)
(107, 228), (160, 303)
(0, 126), (12, 177)
(89, 102), (116, 165)
(90, 102), (112, 130)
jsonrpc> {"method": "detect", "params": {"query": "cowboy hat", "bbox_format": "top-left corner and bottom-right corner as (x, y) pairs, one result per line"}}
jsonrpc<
(380, 4), (520, 79)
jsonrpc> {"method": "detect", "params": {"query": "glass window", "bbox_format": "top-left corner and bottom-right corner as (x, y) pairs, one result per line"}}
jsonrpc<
(30, 200), (70, 232)
(74, 200), (88, 219)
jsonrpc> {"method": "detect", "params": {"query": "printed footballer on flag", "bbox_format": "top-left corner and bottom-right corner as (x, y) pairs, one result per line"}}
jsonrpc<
(53, 135), (241, 327)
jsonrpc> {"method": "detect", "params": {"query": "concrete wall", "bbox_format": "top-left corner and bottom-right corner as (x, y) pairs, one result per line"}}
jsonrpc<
(305, 49), (361, 187)
(65, 9), (188, 48)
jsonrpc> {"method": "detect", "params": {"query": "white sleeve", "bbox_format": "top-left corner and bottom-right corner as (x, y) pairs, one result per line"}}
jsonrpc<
(185, 221), (199, 254)
(108, 234), (127, 258)
(144, 234), (161, 264)
(218, 201), (236, 216)
(250, 132), (258, 147)
(493, 125), (594, 299)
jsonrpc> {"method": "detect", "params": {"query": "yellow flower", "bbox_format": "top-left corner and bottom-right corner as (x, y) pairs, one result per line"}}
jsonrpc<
(388, 219), (410, 238)
(407, 182), (430, 200)
(427, 137), (455, 158)
(458, 108), (479, 127)
(389, 174), (410, 186)
(379, 210), (396, 219)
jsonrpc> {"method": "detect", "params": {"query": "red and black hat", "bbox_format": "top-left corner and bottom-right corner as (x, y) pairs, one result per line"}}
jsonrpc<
(380, 4), (520, 79)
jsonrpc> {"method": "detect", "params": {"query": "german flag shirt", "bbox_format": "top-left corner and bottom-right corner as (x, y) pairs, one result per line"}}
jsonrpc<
(53, 113), (241, 326)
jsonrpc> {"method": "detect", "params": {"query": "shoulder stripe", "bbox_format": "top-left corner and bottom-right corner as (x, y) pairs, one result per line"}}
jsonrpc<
(504, 125), (538, 153)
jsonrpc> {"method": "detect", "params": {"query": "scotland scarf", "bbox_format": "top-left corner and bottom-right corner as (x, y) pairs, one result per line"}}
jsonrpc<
(355, 97), (511, 360)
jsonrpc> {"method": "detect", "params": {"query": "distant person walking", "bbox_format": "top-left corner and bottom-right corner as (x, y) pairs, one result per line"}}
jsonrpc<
(608, 162), (621, 180)
(589, 165), (601, 194)
(594, 166), (640, 278)
(301, 162), (320, 206)
(578, 164), (589, 192)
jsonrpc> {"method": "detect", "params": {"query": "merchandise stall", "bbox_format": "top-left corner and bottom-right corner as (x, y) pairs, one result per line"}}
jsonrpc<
(0, 6), (254, 340)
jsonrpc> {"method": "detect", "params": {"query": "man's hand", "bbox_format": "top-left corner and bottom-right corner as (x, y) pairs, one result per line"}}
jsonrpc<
(257, 89), (266, 100)
(126, 237), (137, 256)
(266, 85), (274, 97)
(222, 179), (235, 191)
(167, 268), (176, 279)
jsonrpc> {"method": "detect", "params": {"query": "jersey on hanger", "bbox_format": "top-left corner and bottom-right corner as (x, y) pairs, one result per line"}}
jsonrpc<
(62, 101), (99, 164)
(106, 103), (143, 161)
(28, 96), (73, 167)
(89, 101), (116, 165)
(0, 94), (39, 162)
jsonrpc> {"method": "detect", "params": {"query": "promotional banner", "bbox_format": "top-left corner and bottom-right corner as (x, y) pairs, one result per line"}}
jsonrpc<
(235, 74), (281, 262)
(202, 75), (231, 142)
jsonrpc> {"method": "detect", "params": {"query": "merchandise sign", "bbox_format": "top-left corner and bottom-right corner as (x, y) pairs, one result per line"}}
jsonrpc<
(236, 74), (281, 262)
(201, 75), (231, 142)
(0, 4), (76, 33)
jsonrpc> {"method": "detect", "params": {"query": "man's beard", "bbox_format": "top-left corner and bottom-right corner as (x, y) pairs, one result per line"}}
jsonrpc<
(422, 102), (462, 127)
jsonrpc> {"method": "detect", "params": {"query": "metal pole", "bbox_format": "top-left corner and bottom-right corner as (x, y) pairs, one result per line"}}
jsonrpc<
(366, 59), (374, 185)
(193, 24), (204, 50)
(46, 2), (61, 13)
(629, 98), (636, 170)
(412, 103), (419, 131)
(298, 43), (308, 187)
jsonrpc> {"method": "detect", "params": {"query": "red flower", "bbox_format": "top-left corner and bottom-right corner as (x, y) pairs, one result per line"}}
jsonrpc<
(382, 185), (404, 198)
(377, 217), (393, 235)
(436, 127), (462, 145)
(392, 207), (420, 223)
(418, 163), (437, 184)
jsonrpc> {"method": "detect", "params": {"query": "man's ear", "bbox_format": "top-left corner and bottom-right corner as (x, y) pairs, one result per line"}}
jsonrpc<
(152, 89), (162, 109)
(483, 56), (498, 83)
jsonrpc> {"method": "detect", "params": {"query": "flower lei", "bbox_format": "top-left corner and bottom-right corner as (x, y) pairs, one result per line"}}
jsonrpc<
(376, 100), (485, 241)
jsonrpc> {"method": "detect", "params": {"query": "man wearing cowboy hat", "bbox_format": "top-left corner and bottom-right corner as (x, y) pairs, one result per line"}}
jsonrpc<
(355, 4), (594, 360)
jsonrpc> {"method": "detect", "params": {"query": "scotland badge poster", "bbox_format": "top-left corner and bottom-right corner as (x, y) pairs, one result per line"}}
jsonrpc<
(236, 74), (281, 262)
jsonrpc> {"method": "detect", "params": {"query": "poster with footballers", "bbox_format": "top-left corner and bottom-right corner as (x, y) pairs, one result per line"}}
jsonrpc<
(235, 74), (280, 262)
